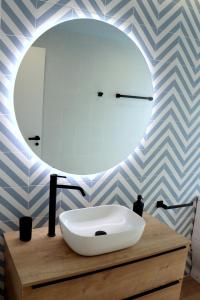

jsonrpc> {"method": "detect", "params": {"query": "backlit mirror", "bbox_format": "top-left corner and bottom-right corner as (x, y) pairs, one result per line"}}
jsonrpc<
(14, 19), (153, 175)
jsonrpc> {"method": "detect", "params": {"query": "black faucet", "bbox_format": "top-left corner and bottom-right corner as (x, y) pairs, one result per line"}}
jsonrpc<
(48, 174), (86, 237)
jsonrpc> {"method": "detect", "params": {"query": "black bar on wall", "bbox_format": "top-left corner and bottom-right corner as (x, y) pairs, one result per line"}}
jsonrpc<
(116, 93), (153, 101)
(156, 200), (193, 210)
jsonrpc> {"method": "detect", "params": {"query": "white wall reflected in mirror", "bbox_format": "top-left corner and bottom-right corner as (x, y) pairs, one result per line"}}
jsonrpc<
(14, 19), (153, 175)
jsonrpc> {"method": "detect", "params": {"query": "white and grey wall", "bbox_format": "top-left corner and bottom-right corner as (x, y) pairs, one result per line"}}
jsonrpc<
(0, 0), (200, 297)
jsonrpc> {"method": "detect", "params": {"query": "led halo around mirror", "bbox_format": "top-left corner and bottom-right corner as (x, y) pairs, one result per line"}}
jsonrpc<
(14, 19), (153, 175)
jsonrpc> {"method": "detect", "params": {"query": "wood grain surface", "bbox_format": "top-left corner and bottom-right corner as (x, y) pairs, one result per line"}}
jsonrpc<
(4, 213), (189, 287)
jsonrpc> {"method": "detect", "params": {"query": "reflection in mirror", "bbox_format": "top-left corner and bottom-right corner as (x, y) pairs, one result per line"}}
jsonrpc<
(14, 19), (153, 175)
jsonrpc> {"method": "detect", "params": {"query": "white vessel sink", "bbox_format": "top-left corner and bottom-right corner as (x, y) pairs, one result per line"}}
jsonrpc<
(59, 205), (146, 256)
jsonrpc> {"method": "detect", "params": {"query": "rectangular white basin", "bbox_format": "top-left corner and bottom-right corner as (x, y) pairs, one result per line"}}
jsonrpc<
(59, 205), (146, 256)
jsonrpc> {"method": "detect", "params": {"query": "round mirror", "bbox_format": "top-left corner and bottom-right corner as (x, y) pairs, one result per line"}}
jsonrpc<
(14, 19), (153, 175)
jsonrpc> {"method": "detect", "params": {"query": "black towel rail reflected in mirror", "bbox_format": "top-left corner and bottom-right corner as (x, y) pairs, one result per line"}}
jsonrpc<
(116, 93), (153, 101)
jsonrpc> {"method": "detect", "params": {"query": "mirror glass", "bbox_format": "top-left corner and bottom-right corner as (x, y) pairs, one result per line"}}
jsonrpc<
(14, 19), (153, 175)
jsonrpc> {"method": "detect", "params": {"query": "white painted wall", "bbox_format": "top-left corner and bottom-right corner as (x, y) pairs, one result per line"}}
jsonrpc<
(14, 47), (46, 157)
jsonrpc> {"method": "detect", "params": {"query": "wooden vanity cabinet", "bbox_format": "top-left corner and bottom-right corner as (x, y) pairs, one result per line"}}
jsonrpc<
(4, 214), (189, 300)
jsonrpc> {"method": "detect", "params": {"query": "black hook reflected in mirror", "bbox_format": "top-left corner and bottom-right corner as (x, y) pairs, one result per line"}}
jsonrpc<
(98, 91), (103, 97)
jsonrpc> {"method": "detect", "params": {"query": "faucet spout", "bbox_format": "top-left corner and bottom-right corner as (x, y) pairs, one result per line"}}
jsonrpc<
(57, 184), (86, 196)
(48, 174), (86, 237)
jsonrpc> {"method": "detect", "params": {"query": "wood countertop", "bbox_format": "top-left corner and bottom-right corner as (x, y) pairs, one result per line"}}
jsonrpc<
(4, 213), (190, 287)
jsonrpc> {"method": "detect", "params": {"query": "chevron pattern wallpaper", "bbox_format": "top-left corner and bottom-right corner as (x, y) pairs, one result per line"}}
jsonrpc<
(0, 0), (200, 297)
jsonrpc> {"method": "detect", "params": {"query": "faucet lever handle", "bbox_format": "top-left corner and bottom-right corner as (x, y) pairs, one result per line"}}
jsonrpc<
(51, 174), (67, 179)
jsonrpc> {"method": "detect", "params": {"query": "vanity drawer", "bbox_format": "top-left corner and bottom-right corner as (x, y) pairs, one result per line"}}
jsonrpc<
(132, 281), (182, 300)
(23, 248), (187, 300)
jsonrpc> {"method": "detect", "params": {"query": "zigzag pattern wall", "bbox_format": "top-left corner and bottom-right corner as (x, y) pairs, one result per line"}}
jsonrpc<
(0, 0), (199, 297)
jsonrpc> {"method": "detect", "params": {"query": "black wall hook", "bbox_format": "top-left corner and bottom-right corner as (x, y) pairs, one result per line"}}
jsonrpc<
(156, 200), (193, 210)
